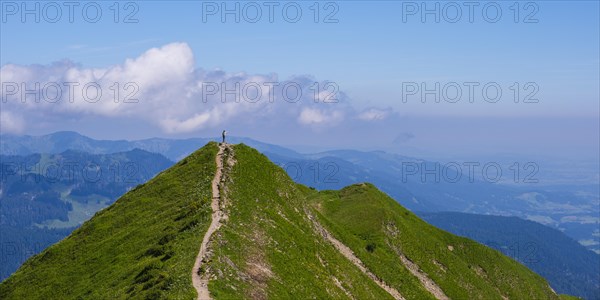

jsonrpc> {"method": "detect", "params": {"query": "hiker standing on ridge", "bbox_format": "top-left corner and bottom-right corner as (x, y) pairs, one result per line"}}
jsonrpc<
(222, 130), (227, 144)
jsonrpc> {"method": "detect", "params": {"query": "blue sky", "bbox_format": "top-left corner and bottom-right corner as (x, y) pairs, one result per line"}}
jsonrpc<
(1, 1), (599, 159)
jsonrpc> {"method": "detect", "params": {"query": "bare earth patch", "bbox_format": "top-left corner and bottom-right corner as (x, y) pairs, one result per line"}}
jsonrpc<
(245, 229), (273, 300)
(387, 241), (449, 300)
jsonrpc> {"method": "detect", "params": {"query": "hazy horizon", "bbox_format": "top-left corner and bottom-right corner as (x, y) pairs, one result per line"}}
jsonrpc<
(1, 2), (599, 168)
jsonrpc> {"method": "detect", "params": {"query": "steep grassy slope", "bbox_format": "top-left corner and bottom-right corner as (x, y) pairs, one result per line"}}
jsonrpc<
(0, 143), (218, 299)
(307, 183), (560, 299)
(205, 144), (417, 299)
(1, 142), (566, 299)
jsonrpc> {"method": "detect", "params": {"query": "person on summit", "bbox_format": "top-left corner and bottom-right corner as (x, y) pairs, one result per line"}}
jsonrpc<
(222, 130), (227, 144)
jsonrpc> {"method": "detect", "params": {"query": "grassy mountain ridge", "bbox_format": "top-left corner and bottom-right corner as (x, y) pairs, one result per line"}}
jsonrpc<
(0, 143), (567, 299)
(0, 143), (218, 299)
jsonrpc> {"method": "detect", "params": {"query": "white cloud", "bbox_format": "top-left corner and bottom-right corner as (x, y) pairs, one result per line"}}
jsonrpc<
(160, 113), (211, 134)
(560, 215), (600, 224)
(358, 107), (392, 121)
(298, 108), (344, 125)
(0, 111), (25, 134)
(525, 215), (557, 226)
(578, 239), (600, 247)
(1, 43), (378, 134)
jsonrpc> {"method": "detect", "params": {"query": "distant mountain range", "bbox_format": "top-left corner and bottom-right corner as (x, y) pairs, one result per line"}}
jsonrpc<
(0, 131), (300, 161)
(0, 149), (173, 280)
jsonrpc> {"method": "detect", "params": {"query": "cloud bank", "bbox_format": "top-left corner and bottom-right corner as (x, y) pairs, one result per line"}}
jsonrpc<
(1, 43), (391, 135)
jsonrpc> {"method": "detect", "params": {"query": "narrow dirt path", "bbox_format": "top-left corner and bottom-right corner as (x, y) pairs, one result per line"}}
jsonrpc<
(306, 212), (405, 300)
(192, 143), (226, 300)
(388, 242), (449, 300)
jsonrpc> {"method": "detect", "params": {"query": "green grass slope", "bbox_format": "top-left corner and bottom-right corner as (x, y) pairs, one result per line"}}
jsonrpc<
(206, 144), (418, 299)
(307, 183), (560, 300)
(207, 144), (559, 299)
(0, 142), (218, 299)
(1, 142), (565, 299)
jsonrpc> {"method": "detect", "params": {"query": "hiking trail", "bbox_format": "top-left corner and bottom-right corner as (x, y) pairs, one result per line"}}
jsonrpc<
(192, 143), (229, 300)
